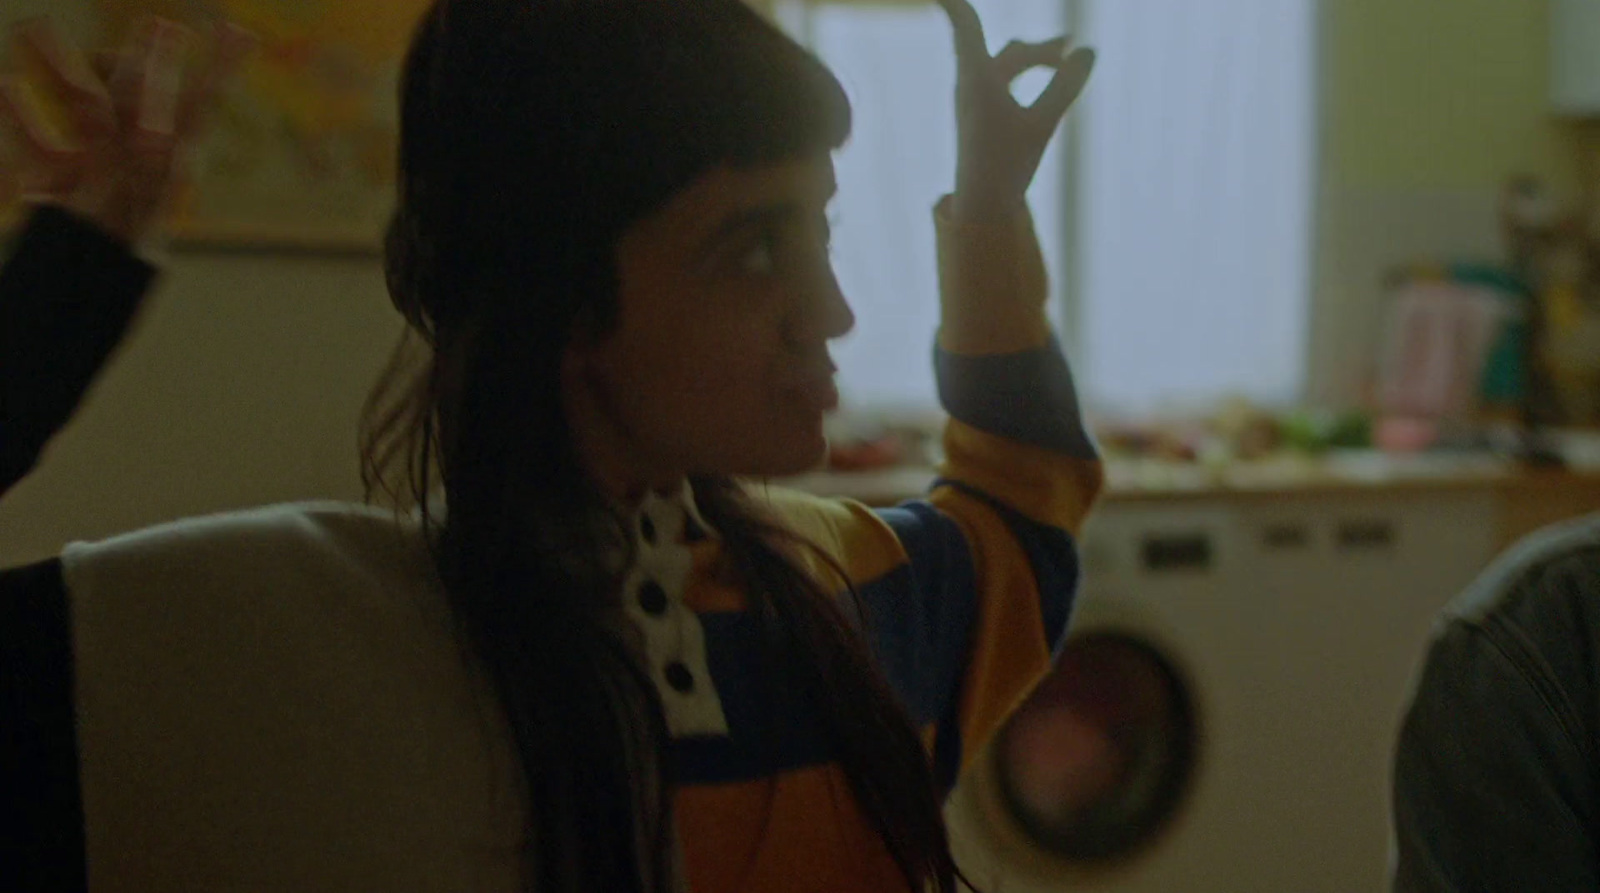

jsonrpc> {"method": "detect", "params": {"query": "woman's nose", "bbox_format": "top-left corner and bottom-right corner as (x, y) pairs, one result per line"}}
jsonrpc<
(814, 267), (855, 341)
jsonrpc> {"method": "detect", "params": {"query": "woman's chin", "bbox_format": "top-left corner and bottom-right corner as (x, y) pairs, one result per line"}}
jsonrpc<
(765, 440), (830, 478)
(741, 430), (830, 479)
(694, 411), (830, 479)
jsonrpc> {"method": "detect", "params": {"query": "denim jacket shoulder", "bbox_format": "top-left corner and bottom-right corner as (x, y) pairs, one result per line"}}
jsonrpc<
(1392, 514), (1600, 892)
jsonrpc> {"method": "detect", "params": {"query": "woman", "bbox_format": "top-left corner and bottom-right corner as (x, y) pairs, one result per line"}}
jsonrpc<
(0, 1), (1101, 890)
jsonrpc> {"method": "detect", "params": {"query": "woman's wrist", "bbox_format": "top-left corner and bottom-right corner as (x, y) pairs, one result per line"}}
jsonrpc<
(935, 195), (1051, 355)
(59, 178), (164, 248)
(948, 188), (1028, 226)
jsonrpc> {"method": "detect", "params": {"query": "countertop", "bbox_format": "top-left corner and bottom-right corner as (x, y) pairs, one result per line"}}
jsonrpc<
(780, 450), (1600, 506)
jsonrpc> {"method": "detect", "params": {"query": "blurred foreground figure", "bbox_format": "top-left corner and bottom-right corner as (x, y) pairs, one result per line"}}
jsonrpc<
(1393, 515), (1600, 891)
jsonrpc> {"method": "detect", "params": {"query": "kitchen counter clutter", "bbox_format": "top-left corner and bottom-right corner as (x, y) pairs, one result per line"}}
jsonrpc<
(783, 442), (1600, 550)
(789, 447), (1574, 500)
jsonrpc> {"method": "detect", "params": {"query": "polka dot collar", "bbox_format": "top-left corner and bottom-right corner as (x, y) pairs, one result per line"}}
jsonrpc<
(621, 481), (728, 738)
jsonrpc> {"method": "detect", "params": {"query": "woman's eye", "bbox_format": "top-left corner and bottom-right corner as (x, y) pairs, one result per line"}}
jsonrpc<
(732, 219), (830, 278)
(739, 237), (778, 275)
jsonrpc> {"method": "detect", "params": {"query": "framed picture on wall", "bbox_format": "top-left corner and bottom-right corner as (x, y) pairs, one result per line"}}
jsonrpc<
(2, 0), (434, 253)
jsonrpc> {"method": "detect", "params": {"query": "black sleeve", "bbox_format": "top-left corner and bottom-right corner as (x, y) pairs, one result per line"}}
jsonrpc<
(0, 558), (86, 892)
(0, 205), (157, 497)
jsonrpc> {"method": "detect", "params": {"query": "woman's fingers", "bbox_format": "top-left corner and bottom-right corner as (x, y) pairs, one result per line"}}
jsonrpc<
(12, 19), (114, 138)
(105, 17), (160, 128)
(132, 21), (191, 139)
(90, 50), (118, 82)
(0, 77), (77, 163)
(0, 140), (19, 208)
(175, 21), (255, 140)
(0, 78), (85, 197)
(934, 0), (988, 66)
(993, 36), (1071, 84)
(1029, 46), (1094, 131)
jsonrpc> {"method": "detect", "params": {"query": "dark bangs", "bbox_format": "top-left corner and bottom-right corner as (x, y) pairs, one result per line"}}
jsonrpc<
(560, 0), (855, 234)
(405, 0), (851, 306)
(628, 0), (854, 179)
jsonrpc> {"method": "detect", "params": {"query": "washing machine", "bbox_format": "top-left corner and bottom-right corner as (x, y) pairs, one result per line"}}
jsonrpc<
(945, 490), (1499, 893)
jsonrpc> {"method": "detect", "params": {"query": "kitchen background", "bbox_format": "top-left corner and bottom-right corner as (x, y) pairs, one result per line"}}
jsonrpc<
(4, 1), (1600, 890)
(2, 0), (1591, 563)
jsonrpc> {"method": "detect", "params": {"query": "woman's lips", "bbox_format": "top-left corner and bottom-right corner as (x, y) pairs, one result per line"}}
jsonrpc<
(782, 361), (839, 412)
(781, 353), (839, 412)
(790, 373), (840, 412)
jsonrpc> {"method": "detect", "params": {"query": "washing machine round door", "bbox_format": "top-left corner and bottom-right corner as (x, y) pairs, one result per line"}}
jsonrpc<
(993, 631), (1198, 863)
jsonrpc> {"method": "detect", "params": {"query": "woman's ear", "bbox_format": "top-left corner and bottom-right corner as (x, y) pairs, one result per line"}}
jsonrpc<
(561, 341), (592, 388)
(563, 309), (606, 371)
(561, 313), (612, 404)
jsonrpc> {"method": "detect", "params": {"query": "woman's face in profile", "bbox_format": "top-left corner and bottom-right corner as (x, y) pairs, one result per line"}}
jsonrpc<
(568, 153), (856, 482)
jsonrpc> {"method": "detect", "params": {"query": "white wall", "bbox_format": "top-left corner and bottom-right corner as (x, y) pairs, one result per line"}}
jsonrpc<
(0, 5), (407, 565)
(1308, 0), (1575, 406)
(0, 245), (403, 565)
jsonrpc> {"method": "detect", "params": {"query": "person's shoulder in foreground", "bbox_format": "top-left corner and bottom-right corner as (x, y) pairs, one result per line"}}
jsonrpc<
(1392, 513), (1600, 893)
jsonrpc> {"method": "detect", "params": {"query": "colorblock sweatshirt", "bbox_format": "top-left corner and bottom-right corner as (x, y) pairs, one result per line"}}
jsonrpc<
(0, 202), (1102, 891)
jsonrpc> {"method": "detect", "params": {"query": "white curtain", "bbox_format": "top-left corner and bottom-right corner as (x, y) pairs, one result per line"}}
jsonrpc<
(1076, 0), (1316, 414)
(783, 0), (1069, 414)
(784, 0), (1315, 417)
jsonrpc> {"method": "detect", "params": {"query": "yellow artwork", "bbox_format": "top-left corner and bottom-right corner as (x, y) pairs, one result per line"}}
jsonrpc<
(98, 0), (434, 251)
(3, 0), (778, 248)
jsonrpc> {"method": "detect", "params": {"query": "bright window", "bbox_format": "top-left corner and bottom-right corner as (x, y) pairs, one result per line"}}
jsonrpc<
(780, 0), (1316, 418)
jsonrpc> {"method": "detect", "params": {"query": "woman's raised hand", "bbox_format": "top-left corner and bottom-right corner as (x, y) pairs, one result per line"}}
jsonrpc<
(0, 17), (253, 245)
(936, 0), (1094, 221)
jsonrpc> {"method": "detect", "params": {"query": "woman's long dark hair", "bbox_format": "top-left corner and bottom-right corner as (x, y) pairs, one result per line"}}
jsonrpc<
(362, 1), (959, 891)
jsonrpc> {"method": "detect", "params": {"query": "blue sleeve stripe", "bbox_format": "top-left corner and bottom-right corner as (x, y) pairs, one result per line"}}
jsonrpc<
(864, 504), (981, 728)
(866, 492), (1084, 798)
(934, 339), (1098, 460)
(934, 479), (1082, 655)
(871, 502), (986, 797)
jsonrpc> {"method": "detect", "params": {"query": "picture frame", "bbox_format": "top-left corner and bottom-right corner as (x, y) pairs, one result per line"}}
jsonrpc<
(2, 0), (436, 254)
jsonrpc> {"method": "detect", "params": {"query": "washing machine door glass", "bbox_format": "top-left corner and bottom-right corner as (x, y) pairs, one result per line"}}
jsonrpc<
(994, 632), (1197, 862)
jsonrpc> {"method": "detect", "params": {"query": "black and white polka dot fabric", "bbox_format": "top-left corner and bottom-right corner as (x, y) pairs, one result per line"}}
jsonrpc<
(621, 482), (729, 738)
